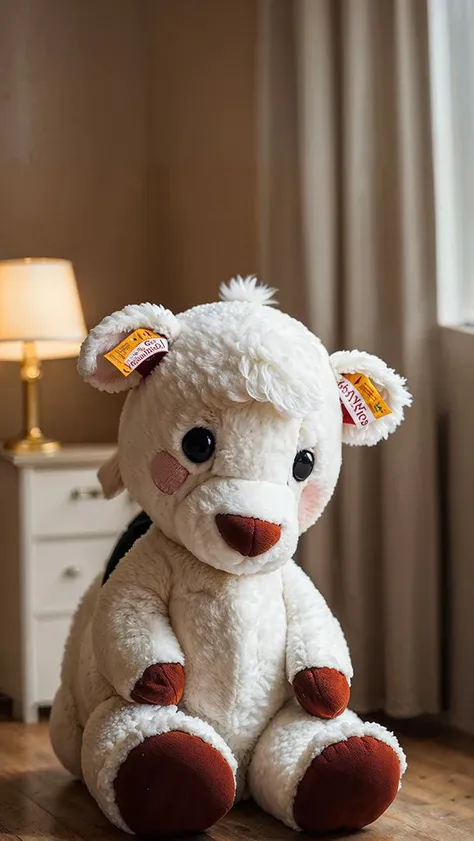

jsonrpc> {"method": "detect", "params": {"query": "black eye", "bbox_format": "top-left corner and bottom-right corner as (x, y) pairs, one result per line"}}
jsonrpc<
(292, 450), (314, 482)
(182, 427), (215, 464)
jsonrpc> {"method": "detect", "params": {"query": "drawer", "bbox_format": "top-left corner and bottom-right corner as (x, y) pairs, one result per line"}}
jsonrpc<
(32, 615), (72, 704)
(31, 536), (118, 614)
(30, 467), (138, 537)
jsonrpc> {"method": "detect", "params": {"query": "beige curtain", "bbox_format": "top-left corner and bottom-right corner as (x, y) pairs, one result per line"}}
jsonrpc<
(258, 0), (440, 717)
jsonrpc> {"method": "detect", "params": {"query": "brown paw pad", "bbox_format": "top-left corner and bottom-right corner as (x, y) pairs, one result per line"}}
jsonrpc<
(114, 731), (235, 835)
(293, 735), (401, 834)
(293, 667), (350, 719)
(131, 663), (185, 706)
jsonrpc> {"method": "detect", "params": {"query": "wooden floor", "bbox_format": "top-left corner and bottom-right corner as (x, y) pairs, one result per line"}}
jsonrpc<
(0, 718), (473, 841)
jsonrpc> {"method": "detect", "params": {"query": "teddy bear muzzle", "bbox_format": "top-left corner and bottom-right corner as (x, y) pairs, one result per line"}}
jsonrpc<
(215, 514), (281, 557)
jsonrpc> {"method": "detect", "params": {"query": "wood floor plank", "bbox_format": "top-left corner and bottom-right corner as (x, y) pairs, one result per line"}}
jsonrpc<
(0, 777), (85, 841)
(0, 819), (22, 841)
(0, 721), (473, 840)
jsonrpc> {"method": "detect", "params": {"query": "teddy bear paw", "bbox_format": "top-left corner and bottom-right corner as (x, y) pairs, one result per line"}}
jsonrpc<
(114, 731), (235, 835)
(293, 666), (350, 719)
(293, 735), (401, 833)
(131, 663), (185, 706)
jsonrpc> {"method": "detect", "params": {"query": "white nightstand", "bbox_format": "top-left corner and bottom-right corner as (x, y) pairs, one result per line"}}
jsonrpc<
(0, 445), (139, 722)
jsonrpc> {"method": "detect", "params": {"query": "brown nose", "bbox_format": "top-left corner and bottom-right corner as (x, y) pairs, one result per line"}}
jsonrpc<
(216, 514), (281, 557)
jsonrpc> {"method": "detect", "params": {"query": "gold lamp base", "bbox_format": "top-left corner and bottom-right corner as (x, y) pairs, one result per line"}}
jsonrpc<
(4, 431), (60, 455)
(4, 342), (61, 456)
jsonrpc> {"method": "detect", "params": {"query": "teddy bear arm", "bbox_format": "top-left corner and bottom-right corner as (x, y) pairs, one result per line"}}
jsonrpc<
(282, 560), (353, 718)
(92, 578), (185, 703)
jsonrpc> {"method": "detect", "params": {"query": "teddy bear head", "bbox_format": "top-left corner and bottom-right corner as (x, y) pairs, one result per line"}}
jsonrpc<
(78, 277), (411, 575)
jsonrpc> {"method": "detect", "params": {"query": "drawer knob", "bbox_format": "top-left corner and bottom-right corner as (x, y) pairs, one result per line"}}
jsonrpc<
(63, 565), (81, 579)
(70, 487), (103, 501)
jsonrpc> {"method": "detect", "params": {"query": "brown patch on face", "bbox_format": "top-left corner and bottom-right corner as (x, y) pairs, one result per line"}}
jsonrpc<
(151, 451), (189, 494)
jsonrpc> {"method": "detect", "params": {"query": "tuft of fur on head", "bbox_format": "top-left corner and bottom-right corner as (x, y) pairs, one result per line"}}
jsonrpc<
(219, 275), (278, 307)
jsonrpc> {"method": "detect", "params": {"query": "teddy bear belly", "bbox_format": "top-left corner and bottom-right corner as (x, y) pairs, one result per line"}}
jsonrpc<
(170, 570), (289, 759)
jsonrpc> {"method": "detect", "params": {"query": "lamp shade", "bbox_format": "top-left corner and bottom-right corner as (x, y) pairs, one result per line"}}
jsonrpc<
(0, 258), (87, 361)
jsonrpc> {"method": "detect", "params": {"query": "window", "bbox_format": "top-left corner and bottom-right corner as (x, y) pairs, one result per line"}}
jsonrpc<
(429, 0), (474, 326)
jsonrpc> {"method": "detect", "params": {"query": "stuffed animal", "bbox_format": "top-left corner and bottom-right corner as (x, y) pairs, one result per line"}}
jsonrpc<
(51, 277), (411, 836)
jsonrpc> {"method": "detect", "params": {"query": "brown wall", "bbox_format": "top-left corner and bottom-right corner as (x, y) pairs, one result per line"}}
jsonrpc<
(0, 0), (258, 444)
(146, 0), (258, 312)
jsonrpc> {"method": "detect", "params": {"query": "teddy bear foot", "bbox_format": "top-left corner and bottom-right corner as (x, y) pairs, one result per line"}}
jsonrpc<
(114, 730), (235, 835)
(293, 736), (401, 834)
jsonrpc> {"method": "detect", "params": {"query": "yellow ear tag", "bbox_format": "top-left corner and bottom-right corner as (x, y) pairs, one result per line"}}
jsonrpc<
(104, 328), (168, 377)
(338, 373), (392, 427)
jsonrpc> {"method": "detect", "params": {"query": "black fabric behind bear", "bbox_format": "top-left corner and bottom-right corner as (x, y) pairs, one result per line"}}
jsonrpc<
(102, 511), (152, 585)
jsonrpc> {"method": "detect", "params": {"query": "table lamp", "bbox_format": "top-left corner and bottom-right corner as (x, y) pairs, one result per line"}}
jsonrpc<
(0, 258), (87, 454)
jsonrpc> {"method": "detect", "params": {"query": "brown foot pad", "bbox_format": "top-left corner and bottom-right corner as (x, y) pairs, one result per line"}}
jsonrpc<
(293, 735), (401, 834)
(114, 730), (235, 835)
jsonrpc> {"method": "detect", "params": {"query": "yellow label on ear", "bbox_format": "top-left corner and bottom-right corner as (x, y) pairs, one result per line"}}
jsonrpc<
(104, 328), (168, 376)
(338, 373), (391, 427)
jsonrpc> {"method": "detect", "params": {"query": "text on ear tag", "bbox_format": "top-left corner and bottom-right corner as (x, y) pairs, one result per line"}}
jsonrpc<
(338, 373), (391, 427)
(104, 328), (168, 377)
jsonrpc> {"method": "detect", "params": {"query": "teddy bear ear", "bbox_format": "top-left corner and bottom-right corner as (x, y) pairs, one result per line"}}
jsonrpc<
(329, 350), (412, 446)
(98, 451), (124, 498)
(78, 303), (180, 393)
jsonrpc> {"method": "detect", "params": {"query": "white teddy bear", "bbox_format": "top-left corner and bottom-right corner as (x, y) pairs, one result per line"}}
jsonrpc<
(51, 277), (411, 836)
